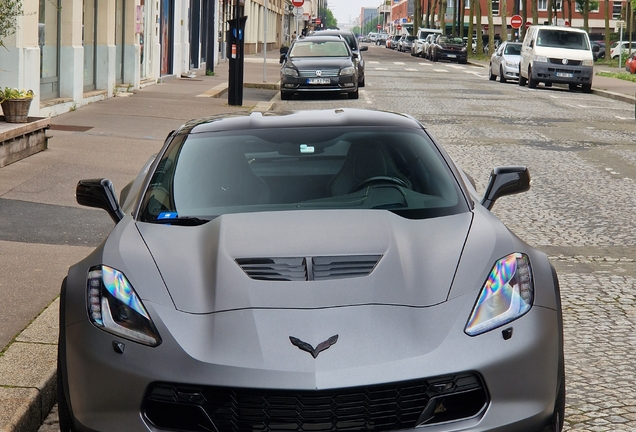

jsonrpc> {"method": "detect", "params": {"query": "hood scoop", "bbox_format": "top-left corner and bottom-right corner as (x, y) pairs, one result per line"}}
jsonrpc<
(236, 255), (382, 282)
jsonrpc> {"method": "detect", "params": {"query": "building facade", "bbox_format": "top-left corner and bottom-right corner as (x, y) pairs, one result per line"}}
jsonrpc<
(0, 0), (289, 119)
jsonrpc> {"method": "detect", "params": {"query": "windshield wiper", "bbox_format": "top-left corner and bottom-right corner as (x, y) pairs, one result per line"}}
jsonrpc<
(149, 216), (210, 226)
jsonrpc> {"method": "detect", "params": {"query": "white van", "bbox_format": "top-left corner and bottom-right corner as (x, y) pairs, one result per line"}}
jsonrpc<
(519, 25), (594, 92)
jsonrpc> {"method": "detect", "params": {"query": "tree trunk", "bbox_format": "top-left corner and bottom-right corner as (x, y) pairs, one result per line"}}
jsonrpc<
(426, 0), (433, 28)
(488, 0), (495, 55)
(441, 0), (447, 33)
(548, 0), (553, 23)
(532, 0), (539, 24)
(414, 0), (422, 34)
(476, 0), (483, 54)
(583, 0), (589, 32)
(459, 0), (466, 36)
(522, 0), (528, 39)
(501, 0), (508, 42)
(468, 0), (475, 54)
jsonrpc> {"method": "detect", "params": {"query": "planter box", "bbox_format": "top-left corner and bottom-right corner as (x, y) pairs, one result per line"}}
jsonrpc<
(0, 117), (50, 168)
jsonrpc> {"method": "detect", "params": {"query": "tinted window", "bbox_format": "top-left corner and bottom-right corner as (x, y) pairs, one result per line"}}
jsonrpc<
(139, 128), (467, 222)
(536, 29), (590, 50)
(290, 40), (350, 57)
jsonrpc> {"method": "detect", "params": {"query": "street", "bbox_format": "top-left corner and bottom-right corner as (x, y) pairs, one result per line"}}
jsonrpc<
(7, 43), (636, 431)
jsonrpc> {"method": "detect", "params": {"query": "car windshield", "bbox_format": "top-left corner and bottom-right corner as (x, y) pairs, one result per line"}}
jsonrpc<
(290, 40), (350, 57)
(536, 29), (590, 50)
(438, 36), (463, 44)
(138, 127), (468, 223)
(504, 44), (521, 55)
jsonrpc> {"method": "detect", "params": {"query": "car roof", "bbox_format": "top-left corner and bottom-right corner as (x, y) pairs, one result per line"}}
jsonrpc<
(178, 109), (423, 136)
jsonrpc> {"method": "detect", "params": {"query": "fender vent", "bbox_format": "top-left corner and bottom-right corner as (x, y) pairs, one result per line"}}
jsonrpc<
(236, 255), (382, 281)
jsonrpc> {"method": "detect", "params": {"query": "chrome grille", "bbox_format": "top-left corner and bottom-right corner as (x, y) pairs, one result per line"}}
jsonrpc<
(298, 69), (339, 78)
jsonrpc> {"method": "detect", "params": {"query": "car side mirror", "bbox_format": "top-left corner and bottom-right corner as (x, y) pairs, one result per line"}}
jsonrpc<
(360, 45), (368, 52)
(529, 40), (534, 48)
(592, 45), (599, 52)
(76, 178), (124, 224)
(480, 166), (531, 211)
(352, 52), (359, 59)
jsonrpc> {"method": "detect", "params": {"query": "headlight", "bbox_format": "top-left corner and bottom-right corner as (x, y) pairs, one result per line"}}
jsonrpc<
(465, 253), (533, 336)
(505, 60), (517, 67)
(461, 47), (467, 52)
(582, 59), (594, 66)
(533, 55), (548, 63)
(282, 67), (298, 77)
(87, 265), (162, 346)
(340, 66), (356, 76)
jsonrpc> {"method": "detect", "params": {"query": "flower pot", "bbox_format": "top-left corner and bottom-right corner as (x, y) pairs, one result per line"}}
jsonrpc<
(1, 98), (32, 123)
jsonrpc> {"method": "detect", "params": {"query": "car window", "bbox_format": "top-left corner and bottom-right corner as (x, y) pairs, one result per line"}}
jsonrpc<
(290, 40), (350, 57)
(139, 128), (468, 222)
(536, 29), (589, 50)
(504, 44), (521, 55)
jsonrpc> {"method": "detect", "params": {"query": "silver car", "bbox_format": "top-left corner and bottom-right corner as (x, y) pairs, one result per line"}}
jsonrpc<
(489, 41), (522, 82)
(58, 108), (564, 432)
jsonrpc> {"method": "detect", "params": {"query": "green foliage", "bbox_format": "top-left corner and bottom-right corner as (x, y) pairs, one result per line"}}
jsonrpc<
(206, 70), (215, 76)
(0, 0), (23, 48)
(596, 71), (636, 82)
(574, 0), (600, 14)
(0, 87), (34, 102)
(324, 8), (337, 28)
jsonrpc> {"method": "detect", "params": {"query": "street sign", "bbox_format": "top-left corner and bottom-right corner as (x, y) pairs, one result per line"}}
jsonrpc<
(525, 21), (532, 29)
(377, 24), (382, 30)
(396, 25), (401, 30)
(294, 7), (303, 17)
(511, 15), (523, 29)
(483, 24), (489, 31)
(316, 17), (321, 24)
(291, 0), (304, 7)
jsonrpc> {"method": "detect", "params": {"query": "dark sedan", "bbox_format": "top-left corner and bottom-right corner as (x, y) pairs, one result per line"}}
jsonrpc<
(431, 35), (468, 63)
(312, 29), (368, 87)
(280, 36), (359, 100)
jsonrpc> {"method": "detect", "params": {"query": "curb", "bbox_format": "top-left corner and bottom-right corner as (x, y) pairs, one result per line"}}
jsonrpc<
(0, 299), (59, 432)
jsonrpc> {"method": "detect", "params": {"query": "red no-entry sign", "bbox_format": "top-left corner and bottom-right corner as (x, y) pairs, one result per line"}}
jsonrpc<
(292, 0), (304, 7)
(511, 15), (523, 29)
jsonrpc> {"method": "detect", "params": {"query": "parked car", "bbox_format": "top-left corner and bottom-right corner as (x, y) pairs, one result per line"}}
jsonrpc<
(412, 28), (442, 57)
(376, 32), (388, 46)
(388, 34), (401, 50)
(519, 25), (594, 92)
(610, 40), (636, 59)
(398, 35), (416, 53)
(58, 107), (565, 432)
(626, 51), (636, 74)
(422, 33), (439, 60)
(590, 40), (605, 61)
(313, 29), (368, 87)
(279, 36), (359, 100)
(489, 41), (522, 83)
(430, 35), (468, 63)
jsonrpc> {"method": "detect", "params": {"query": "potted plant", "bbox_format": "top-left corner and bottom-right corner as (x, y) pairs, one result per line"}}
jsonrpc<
(0, 87), (34, 123)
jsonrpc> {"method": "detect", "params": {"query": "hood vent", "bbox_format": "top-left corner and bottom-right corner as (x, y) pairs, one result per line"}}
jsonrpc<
(236, 255), (382, 281)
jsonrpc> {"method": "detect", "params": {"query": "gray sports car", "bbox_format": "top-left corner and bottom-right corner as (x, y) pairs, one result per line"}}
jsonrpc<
(58, 108), (564, 432)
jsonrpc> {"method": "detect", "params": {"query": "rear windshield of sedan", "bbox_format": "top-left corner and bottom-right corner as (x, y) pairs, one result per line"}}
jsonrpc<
(290, 40), (350, 57)
(138, 127), (468, 223)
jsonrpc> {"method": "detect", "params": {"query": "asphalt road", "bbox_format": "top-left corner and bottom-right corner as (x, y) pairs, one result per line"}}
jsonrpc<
(25, 45), (636, 431)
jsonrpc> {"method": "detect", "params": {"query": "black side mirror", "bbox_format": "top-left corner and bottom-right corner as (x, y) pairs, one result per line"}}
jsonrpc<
(360, 45), (368, 52)
(280, 46), (289, 55)
(529, 40), (534, 48)
(480, 166), (530, 211)
(76, 178), (124, 224)
(592, 45), (599, 52)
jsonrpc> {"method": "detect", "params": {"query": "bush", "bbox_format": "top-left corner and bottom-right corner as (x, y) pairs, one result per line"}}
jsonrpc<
(0, 0), (23, 48)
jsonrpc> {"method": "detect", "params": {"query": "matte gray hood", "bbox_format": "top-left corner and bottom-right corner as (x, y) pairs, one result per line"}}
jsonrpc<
(138, 210), (472, 313)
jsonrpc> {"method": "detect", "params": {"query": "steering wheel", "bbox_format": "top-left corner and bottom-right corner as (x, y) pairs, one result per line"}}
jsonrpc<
(348, 176), (409, 194)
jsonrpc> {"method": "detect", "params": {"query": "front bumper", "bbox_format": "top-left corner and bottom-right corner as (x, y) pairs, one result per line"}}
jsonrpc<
(531, 61), (593, 84)
(438, 50), (467, 62)
(280, 75), (357, 94)
(63, 294), (561, 432)
(502, 62), (520, 80)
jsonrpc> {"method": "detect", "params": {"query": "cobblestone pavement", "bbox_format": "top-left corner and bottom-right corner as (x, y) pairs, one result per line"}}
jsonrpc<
(38, 47), (636, 431)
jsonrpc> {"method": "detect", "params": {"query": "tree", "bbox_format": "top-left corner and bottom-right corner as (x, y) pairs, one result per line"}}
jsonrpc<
(575, 0), (599, 32)
(501, 0), (508, 44)
(324, 8), (337, 29)
(0, 0), (23, 48)
(487, 0), (494, 55)
(414, 0), (422, 35)
(468, 0), (474, 53)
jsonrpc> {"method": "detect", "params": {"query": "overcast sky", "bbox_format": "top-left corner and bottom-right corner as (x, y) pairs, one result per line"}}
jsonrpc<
(329, 0), (381, 24)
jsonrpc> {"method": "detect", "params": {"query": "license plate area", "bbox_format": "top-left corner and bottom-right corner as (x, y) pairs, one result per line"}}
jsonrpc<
(447, 54), (457, 58)
(307, 78), (331, 84)
(556, 72), (573, 78)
